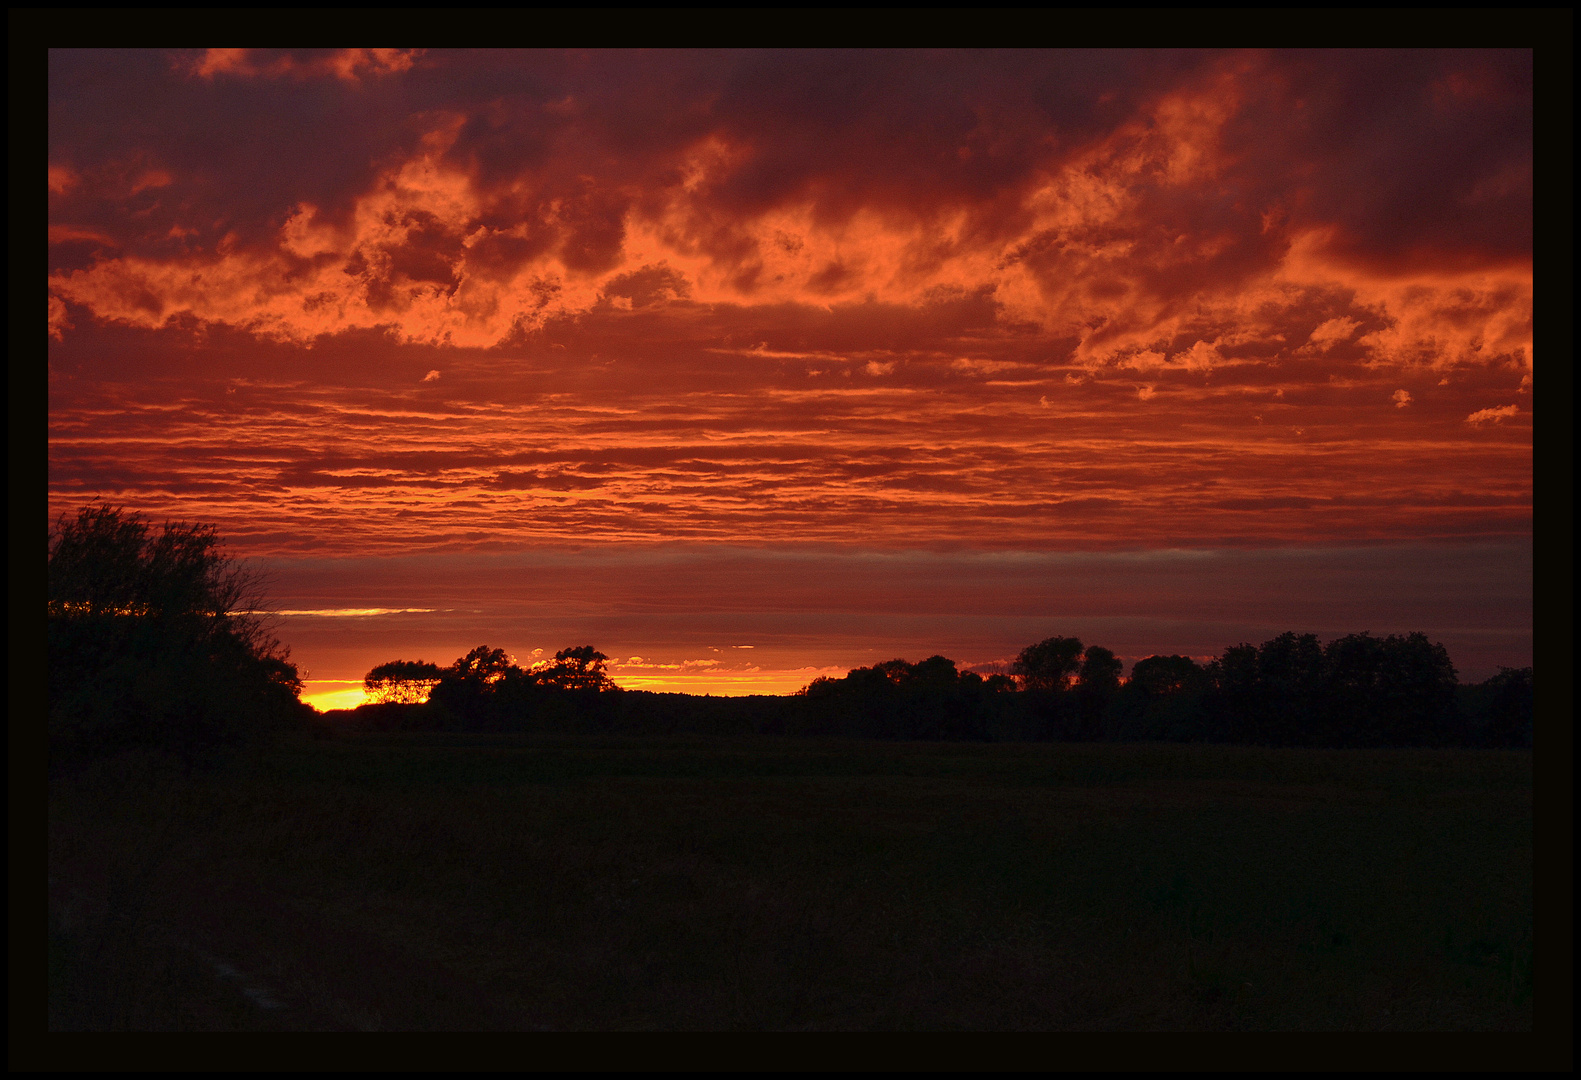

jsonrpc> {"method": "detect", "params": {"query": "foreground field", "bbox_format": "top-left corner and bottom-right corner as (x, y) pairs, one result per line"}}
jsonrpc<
(48, 735), (1532, 1031)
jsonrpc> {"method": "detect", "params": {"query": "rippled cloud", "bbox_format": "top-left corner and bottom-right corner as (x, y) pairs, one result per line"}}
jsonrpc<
(47, 50), (1533, 695)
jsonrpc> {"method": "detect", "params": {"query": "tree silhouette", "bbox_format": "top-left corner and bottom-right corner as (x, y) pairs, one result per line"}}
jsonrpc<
(1107, 655), (1208, 741)
(1468, 666), (1533, 747)
(48, 503), (304, 760)
(1128, 655), (1204, 696)
(450, 646), (517, 684)
(364, 659), (445, 704)
(424, 646), (521, 727)
(867, 658), (915, 686)
(1322, 631), (1457, 746)
(797, 675), (842, 697)
(1012, 636), (1085, 693)
(1194, 631), (1463, 747)
(910, 655), (962, 691)
(1077, 646), (1122, 694)
(1074, 645), (1123, 740)
(1254, 632), (1328, 744)
(537, 645), (617, 692)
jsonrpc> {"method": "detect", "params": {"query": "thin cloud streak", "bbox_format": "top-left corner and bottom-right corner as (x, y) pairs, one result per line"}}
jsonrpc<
(49, 322), (1531, 553)
(268, 607), (438, 617)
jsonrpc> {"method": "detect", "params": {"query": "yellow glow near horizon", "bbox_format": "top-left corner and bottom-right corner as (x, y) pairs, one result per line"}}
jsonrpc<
(302, 685), (371, 712)
(301, 667), (845, 711)
(608, 669), (842, 696)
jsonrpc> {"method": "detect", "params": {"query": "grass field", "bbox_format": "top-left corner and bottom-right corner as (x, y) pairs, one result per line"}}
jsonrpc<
(48, 734), (1533, 1031)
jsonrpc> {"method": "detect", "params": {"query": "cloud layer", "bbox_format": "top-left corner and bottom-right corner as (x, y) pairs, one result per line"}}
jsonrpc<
(48, 51), (1533, 690)
(51, 51), (1531, 366)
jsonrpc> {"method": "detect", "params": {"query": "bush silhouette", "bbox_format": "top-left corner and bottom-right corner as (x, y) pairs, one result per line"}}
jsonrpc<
(48, 504), (306, 762)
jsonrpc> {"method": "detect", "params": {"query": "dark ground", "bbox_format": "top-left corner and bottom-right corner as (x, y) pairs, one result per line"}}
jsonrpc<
(47, 734), (1533, 1031)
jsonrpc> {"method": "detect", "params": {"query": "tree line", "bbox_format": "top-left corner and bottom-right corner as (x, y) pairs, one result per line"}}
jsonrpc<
(48, 506), (1533, 757)
(347, 633), (1531, 748)
(359, 645), (621, 732)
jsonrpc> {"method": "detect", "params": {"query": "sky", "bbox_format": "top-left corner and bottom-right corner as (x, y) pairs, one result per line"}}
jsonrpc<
(47, 49), (1533, 709)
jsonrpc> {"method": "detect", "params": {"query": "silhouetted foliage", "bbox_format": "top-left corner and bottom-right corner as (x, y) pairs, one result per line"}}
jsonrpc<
(337, 629), (1520, 749)
(1077, 646), (1123, 694)
(48, 504), (307, 763)
(428, 646), (514, 725)
(1456, 666), (1533, 748)
(1200, 633), (1328, 745)
(454, 646), (515, 681)
(1128, 655), (1206, 696)
(1105, 655), (1208, 742)
(1187, 631), (1462, 747)
(1074, 645), (1123, 740)
(1012, 636), (1085, 693)
(403, 644), (623, 732)
(1321, 632), (1458, 747)
(787, 654), (1039, 740)
(364, 659), (445, 704)
(537, 646), (617, 693)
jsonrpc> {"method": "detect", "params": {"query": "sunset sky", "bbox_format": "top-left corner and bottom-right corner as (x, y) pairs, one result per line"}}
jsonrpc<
(47, 49), (1533, 710)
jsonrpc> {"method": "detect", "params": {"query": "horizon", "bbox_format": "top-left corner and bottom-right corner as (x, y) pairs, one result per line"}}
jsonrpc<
(254, 542), (1530, 710)
(48, 50), (1533, 712)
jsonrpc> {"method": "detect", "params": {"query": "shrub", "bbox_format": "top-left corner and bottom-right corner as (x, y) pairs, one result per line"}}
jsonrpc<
(48, 504), (307, 762)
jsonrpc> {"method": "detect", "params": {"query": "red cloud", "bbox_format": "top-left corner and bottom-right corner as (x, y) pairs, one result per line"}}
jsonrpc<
(183, 48), (422, 83)
(48, 51), (1532, 562)
(48, 50), (1530, 381)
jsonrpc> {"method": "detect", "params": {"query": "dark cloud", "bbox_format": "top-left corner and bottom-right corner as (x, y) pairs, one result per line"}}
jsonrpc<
(49, 48), (1531, 390)
(1223, 50), (1532, 271)
(51, 49), (1528, 270)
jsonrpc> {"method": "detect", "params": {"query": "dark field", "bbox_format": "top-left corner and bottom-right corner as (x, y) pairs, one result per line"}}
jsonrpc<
(48, 735), (1533, 1031)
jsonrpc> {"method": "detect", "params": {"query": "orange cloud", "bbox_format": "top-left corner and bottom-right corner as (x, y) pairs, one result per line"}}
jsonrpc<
(48, 294), (71, 340)
(184, 48), (422, 83)
(48, 165), (78, 194)
(48, 50), (1532, 556)
(49, 53), (1531, 389)
(1465, 405), (1521, 425)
